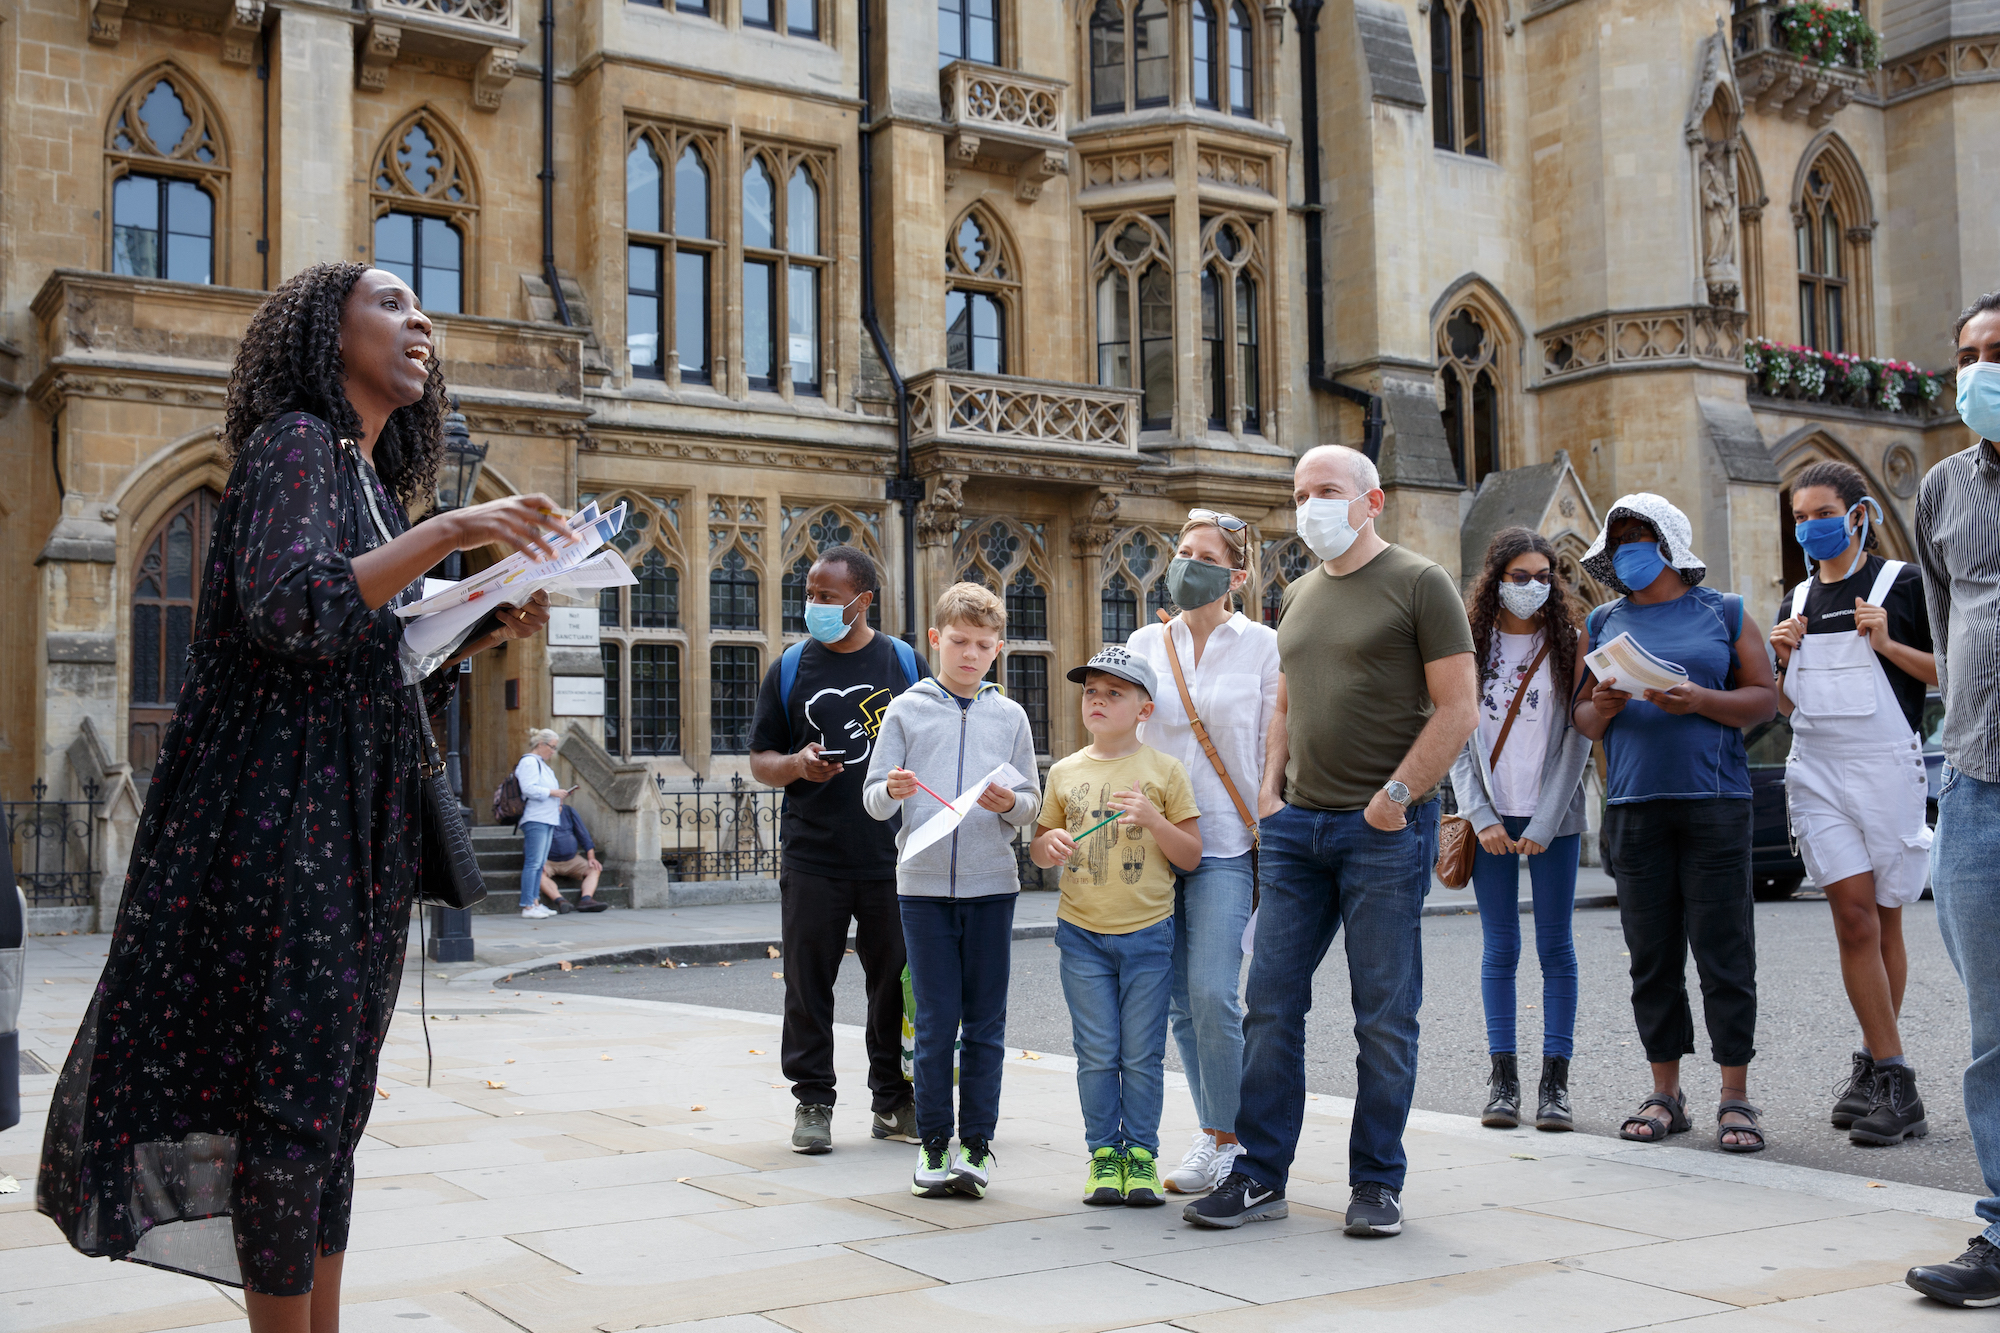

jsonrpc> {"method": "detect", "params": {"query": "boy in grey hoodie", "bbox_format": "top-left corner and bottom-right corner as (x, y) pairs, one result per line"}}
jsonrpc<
(864, 582), (1042, 1200)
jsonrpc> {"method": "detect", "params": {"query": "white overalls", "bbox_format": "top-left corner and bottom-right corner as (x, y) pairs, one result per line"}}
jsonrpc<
(1782, 559), (1933, 906)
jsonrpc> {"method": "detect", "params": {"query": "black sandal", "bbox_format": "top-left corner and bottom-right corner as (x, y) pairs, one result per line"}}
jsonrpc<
(1717, 1099), (1767, 1154)
(1619, 1091), (1690, 1143)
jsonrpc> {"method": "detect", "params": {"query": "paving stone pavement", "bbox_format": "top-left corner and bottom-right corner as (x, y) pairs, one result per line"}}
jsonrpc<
(3, 934), (1984, 1333)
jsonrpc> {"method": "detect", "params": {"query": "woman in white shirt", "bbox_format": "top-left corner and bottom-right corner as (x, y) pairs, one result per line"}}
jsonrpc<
(514, 728), (572, 919)
(1128, 511), (1281, 1194)
(1449, 527), (1593, 1132)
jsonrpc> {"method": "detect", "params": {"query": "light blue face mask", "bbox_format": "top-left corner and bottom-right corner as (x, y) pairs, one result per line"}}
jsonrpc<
(1959, 360), (2000, 442)
(803, 593), (862, 644)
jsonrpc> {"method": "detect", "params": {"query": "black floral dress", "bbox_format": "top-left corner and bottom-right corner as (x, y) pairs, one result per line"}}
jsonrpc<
(38, 413), (452, 1295)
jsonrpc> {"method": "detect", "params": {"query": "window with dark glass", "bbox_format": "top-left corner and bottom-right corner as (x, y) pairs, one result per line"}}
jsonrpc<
(601, 643), (622, 753)
(633, 549), (680, 628)
(129, 490), (219, 780)
(1093, 216), (1175, 430)
(630, 0), (713, 11)
(1796, 166), (1847, 353)
(946, 210), (1016, 375)
(1197, 217), (1260, 433)
(1005, 567), (1047, 641)
(787, 0), (817, 36)
(1201, 268), (1224, 426)
(1101, 572), (1138, 644)
(940, 0), (996, 63)
(781, 554), (813, 634)
(1228, 3), (1254, 115)
(626, 133), (714, 382)
(1090, 0), (1168, 114)
(1090, 0), (1127, 113)
(710, 645), (760, 753)
(112, 175), (213, 285)
(1006, 654), (1051, 753)
(710, 547), (760, 629)
(600, 585), (622, 628)
(631, 644), (681, 754)
(1192, 0), (1218, 108)
(742, 155), (824, 393)
(1436, 303), (1501, 488)
(1429, 1), (1488, 158)
(743, 0), (772, 26)
(947, 292), (1005, 374)
(373, 211), (462, 314)
(1261, 538), (1311, 627)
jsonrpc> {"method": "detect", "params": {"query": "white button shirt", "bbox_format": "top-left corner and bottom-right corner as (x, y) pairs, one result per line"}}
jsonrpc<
(1129, 611), (1282, 860)
(514, 753), (563, 826)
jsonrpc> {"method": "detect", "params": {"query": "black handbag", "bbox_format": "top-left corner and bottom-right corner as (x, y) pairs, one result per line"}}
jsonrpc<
(414, 687), (486, 910)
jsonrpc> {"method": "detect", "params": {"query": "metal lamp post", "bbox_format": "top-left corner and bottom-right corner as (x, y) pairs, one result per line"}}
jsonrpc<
(428, 404), (488, 963)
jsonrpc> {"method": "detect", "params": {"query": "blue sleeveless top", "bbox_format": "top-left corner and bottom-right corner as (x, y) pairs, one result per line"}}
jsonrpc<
(1589, 585), (1750, 804)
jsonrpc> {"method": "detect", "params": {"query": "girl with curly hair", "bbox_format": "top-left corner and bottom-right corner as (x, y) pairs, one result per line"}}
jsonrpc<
(38, 264), (564, 1329)
(1449, 526), (1593, 1133)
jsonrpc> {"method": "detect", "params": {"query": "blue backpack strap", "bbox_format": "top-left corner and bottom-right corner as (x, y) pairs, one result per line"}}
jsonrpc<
(778, 640), (807, 748)
(888, 635), (921, 688)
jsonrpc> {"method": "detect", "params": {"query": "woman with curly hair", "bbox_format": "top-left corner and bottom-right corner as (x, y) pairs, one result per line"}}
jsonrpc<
(1449, 527), (1593, 1133)
(38, 264), (562, 1329)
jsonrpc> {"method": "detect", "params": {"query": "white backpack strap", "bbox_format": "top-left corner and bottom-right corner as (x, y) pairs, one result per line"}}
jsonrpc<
(1865, 559), (1904, 608)
(1790, 580), (1813, 621)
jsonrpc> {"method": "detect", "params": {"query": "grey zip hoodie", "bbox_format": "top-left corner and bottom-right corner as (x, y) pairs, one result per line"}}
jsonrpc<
(863, 677), (1042, 897)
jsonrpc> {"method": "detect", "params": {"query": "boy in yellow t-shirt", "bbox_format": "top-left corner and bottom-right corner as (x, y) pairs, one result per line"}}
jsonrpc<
(1031, 645), (1202, 1208)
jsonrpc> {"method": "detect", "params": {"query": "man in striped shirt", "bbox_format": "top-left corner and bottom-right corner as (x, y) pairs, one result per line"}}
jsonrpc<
(1906, 292), (2000, 1308)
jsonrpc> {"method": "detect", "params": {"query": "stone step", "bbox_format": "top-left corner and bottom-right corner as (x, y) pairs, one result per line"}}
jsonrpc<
(469, 878), (635, 915)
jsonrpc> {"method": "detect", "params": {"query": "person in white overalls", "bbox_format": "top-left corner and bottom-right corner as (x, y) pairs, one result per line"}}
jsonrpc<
(1771, 459), (1937, 1148)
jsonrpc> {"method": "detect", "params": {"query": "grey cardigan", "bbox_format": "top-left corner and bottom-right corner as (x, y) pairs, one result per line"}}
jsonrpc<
(1449, 650), (1593, 848)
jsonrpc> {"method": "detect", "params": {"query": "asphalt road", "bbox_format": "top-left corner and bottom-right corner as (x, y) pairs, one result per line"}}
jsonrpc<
(519, 895), (1983, 1198)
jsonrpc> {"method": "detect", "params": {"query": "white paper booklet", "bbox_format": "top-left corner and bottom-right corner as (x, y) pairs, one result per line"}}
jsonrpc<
(1585, 631), (1690, 695)
(898, 762), (1030, 865)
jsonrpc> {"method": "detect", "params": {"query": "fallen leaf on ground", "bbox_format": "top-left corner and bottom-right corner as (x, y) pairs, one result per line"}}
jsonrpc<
(689, 1104), (706, 1111)
(748, 1049), (764, 1055)
(676, 1176), (691, 1183)
(659, 959), (677, 968)
(377, 1088), (391, 1099)
(1867, 1181), (1886, 1188)
(559, 961), (574, 972)
(601, 1054), (613, 1061)
(43, 979), (52, 985)
(485, 1080), (507, 1089)
(501, 975), (515, 984)
(772, 972), (784, 979)
(1019, 1050), (1040, 1060)
(718, 961), (732, 968)
(514, 1111), (524, 1116)
(767, 945), (780, 958)
(505, 1058), (516, 1064)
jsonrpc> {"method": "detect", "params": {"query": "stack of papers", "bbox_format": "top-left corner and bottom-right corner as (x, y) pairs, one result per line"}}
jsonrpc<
(899, 763), (1029, 864)
(1584, 631), (1690, 695)
(396, 501), (638, 658)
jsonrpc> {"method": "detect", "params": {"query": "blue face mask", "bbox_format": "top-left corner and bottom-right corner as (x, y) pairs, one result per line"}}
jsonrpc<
(803, 594), (862, 645)
(1957, 360), (2000, 442)
(1611, 541), (1667, 593)
(1794, 515), (1854, 563)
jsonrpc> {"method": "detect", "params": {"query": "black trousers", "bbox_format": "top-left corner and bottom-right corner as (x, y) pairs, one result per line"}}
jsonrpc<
(778, 867), (911, 1112)
(1606, 798), (1758, 1067)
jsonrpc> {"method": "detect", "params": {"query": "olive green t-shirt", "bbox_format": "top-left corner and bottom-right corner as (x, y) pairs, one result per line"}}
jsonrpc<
(1275, 543), (1475, 811)
(1037, 746), (1200, 935)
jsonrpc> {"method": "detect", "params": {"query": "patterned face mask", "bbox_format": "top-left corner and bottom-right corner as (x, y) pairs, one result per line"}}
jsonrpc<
(1497, 579), (1550, 619)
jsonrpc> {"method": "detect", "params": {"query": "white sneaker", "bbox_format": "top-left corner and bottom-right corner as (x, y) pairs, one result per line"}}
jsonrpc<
(1165, 1130), (1219, 1194)
(521, 903), (556, 919)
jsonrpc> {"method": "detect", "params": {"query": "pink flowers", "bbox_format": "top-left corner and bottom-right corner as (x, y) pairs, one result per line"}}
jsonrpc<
(1743, 336), (1945, 415)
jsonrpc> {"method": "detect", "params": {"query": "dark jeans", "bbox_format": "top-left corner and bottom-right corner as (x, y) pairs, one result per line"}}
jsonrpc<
(1605, 798), (1757, 1066)
(778, 867), (910, 1112)
(1236, 800), (1437, 1193)
(900, 893), (1015, 1142)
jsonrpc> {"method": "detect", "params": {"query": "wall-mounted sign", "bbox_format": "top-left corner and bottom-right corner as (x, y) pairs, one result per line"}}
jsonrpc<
(552, 676), (605, 717)
(549, 607), (601, 647)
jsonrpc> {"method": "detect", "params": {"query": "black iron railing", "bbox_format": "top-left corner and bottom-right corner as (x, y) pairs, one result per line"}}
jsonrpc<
(4, 778), (101, 907)
(657, 772), (1052, 887)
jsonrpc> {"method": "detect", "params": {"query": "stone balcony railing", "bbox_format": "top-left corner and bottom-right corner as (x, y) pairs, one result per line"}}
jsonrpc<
(940, 61), (1071, 201)
(1538, 305), (1748, 386)
(361, 0), (523, 110)
(907, 369), (1139, 454)
(1731, 2), (1874, 125)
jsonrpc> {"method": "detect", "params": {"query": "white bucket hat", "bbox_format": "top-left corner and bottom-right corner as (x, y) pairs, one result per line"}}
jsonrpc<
(1581, 492), (1707, 593)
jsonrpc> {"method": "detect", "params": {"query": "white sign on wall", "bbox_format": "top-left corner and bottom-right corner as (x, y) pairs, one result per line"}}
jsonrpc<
(552, 676), (605, 717)
(548, 607), (601, 647)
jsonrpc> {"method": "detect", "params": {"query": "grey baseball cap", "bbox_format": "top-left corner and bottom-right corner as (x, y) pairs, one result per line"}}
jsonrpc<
(1066, 644), (1158, 698)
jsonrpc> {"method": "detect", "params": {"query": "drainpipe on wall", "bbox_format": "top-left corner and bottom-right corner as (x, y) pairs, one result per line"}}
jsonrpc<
(539, 0), (572, 327)
(857, 0), (922, 645)
(1290, 0), (1384, 462)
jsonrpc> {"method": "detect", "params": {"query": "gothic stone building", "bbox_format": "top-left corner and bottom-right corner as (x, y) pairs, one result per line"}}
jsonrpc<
(1, 0), (1991, 920)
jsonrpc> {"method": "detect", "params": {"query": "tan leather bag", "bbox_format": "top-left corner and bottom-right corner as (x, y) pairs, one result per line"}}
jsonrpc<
(1437, 638), (1551, 889)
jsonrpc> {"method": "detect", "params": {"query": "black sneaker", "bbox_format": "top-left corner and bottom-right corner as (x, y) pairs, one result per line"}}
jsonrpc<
(1345, 1182), (1403, 1237)
(1182, 1170), (1287, 1229)
(1907, 1236), (2000, 1307)
(1831, 1050), (1875, 1129)
(1849, 1062), (1928, 1145)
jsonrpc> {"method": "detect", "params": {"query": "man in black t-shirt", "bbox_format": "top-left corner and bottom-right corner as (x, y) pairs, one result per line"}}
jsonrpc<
(749, 545), (927, 1153)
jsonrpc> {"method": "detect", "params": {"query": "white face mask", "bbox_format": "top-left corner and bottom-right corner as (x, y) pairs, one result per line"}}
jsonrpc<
(1297, 494), (1367, 562)
(1497, 580), (1551, 619)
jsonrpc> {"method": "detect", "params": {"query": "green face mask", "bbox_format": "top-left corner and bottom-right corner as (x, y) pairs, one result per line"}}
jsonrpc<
(1165, 555), (1234, 610)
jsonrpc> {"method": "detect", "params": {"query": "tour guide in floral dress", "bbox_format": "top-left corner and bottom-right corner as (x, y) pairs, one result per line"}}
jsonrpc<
(38, 263), (563, 1331)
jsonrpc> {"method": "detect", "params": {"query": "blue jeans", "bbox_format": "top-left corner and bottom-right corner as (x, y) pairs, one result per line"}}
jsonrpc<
(1469, 815), (1580, 1059)
(1057, 916), (1175, 1155)
(1237, 800), (1437, 1193)
(1931, 765), (2000, 1247)
(900, 894), (1015, 1142)
(519, 820), (555, 908)
(1170, 853), (1253, 1134)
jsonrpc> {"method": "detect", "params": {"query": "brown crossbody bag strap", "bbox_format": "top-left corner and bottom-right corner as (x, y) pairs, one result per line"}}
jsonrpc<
(1488, 639), (1553, 771)
(1156, 608), (1257, 835)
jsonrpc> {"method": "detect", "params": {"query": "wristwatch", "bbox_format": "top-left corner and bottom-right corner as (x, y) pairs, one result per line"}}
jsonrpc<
(1381, 779), (1412, 807)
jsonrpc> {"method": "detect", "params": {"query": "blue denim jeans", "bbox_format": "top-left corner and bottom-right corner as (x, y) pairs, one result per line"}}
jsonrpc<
(1469, 815), (1580, 1059)
(900, 893), (1016, 1142)
(1237, 800), (1437, 1193)
(518, 819), (556, 908)
(1931, 764), (2000, 1246)
(1057, 916), (1175, 1155)
(1170, 853), (1253, 1134)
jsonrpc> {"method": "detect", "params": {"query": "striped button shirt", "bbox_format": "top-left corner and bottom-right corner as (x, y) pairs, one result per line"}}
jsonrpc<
(1916, 439), (2000, 782)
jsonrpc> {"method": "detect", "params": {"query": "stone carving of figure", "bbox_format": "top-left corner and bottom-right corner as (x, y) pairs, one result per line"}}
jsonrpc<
(1701, 139), (1740, 306)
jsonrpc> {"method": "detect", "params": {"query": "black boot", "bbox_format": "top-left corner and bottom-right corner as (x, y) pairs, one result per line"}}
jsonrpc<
(1535, 1055), (1574, 1132)
(1850, 1062), (1928, 1145)
(1831, 1050), (1875, 1129)
(1481, 1053), (1521, 1128)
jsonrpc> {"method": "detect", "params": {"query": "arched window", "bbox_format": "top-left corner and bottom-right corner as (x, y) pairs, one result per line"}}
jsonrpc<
(946, 208), (1018, 375)
(370, 110), (477, 313)
(1192, 0), (1218, 108)
(1797, 167), (1845, 353)
(626, 128), (718, 383)
(1260, 536), (1311, 627)
(1100, 530), (1167, 644)
(106, 68), (225, 284)
(586, 492), (685, 757)
(129, 489), (220, 781)
(709, 547), (760, 630)
(1092, 215), (1174, 429)
(940, 0), (997, 65)
(1089, 0), (1170, 115)
(779, 505), (885, 634)
(1790, 138), (1874, 355)
(1228, 3), (1254, 116)
(633, 550), (680, 629)
(742, 150), (827, 394)
(1436, 302), (1504, 489)
(1199, 216), (1263, 434)
(1428, 1), (1489, 158)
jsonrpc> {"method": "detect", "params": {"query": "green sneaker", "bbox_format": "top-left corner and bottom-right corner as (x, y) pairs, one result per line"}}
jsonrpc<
(1122, 1146), (1165, 1207)
(1083, 1145), (1125, 1205)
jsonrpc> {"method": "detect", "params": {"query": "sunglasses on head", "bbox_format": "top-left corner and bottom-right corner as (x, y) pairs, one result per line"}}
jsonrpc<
(1187, 509), (1248, 546)
(1502, 570), (1556, 585)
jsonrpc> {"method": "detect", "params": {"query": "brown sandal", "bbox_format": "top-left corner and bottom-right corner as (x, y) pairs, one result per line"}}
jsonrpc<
(1619, 1091), (1690, 1143)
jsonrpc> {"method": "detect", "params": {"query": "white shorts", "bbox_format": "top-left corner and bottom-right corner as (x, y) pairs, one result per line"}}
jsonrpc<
(1785, 742), (1932, 907)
